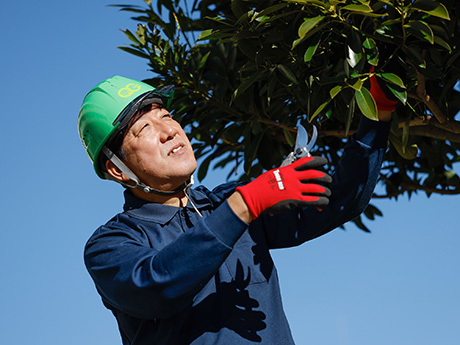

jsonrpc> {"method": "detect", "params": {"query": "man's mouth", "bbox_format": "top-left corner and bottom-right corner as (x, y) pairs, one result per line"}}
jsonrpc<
(169, 145), (184, 156)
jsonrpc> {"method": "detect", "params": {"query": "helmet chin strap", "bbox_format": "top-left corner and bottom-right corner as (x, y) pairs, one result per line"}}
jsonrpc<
(102, 147), (203, 217)
(102, 146), (192, 196)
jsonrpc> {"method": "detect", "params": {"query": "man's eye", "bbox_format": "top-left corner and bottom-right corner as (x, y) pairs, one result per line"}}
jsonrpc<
(137, 123), (149, 135)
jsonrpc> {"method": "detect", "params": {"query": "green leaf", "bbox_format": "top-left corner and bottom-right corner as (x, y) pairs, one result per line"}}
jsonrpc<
(411, 1), (450, 20)
(252, 3), (288, 21)
(198, 29), (214, 41)
(330, 85), (343, 99)
(444, 171), (460, 188)
(406, 46), (426, 69)
(446, 50), (460, 68)
(378, 73), (405, 87)
(364, 203), (383, 221)
(237, 39), (258, 60)
(444, 171), (456, 179)
(389, 133), (418, 160)
(310, 100), (330, 122)
(222, 124), (243, 144)
(136, 25), (146, 45)
(341, 4), (373, 13)
(232, 70), (265, 102)
(352, 215), (371, 232)
(363, 37), (376, 50)
(349, 29), (362, 54)
(304, 41), (320, 63)
(231, 0), (247, 18)
(355, 87), (377, 120)
(276, 64), (298, 84)
(282, 0), (327, 9)
(252, 121), (262, 135)
(197, 152), (214, 181)
(378, 0), (394, 6)
(363, 38), (378, 65)
(283, 129), (296, 147)
(402, 117), (410, 153)
(122, 29), (141, 45)
(293, 21), (328, 49)
(298, 16), (325, 39)
(235, 9), (256, 25)
(387, 84), (408, 104)
(244, 132), (264, 174)
(255, 10), (299, 26)
(404, 20), (434, 44)
(345, 97), (356, 135)
(292, 37), (303, 50)
(375, 73), (407, 104)
(433, 36), (452, 52)
(117, 46), (150, 59)
(199, 51), (211, 69)
(346, 45), (362, 68)
(350, 79), (363, 91)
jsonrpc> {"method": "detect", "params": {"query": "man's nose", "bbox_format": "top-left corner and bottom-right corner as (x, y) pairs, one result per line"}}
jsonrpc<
(159, 122), (177, 143)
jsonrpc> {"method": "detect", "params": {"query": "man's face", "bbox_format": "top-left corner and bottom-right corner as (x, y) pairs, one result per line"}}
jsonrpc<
(120, 104), (197, 192)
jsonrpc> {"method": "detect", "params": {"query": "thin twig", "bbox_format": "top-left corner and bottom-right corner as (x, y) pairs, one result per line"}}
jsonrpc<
(373, 183), (460, 199)
(256, 118), (297, 132)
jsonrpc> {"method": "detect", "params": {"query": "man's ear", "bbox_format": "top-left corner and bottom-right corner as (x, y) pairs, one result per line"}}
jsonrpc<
(105, 159), (131, 183)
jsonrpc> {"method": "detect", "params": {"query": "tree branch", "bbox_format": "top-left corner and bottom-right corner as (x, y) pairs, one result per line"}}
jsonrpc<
(408, 125), (460, 143)
(312, 120), (460, 143)
(407, 69), (460, 135)
(413, 68), (449, 124)
(256, 118), (298, 132)
(373, 182), (460, 199)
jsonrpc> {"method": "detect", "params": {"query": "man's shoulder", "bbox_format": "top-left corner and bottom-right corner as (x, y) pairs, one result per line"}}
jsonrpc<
(193, 181), (245, 204)
(86, 212), (133, 239)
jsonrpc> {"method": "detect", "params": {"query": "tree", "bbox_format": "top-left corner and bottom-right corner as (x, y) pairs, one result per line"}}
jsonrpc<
(113, 0), (460, 231)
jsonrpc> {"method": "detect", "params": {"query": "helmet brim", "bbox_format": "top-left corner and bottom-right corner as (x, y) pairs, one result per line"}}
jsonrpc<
(112, 85), (175, 135)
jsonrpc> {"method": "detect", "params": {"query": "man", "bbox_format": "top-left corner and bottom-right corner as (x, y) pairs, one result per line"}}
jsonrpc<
(78, 75), (393, 344)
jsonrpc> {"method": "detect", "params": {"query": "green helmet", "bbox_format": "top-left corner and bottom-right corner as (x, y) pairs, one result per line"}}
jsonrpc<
(78, 75), (174, 178)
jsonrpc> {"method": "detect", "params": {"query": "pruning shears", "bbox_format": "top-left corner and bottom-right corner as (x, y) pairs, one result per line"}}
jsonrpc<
(280, 124), (318, 167)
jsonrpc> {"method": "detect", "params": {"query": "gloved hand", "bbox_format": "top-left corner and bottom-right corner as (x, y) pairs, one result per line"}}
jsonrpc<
(370, 66), (398, 112)
(236, 156), (332, 220)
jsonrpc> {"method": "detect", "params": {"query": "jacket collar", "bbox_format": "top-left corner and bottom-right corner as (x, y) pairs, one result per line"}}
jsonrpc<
(122, 187), (212, 225)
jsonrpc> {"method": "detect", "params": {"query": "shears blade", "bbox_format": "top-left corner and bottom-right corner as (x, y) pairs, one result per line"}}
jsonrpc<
(294, 124), (308, 155)
(281, 124), (317, 166)
(305, 125), (317, 154)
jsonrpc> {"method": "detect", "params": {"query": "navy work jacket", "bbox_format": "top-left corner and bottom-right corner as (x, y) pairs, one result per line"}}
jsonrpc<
(85, 117), (391, 344)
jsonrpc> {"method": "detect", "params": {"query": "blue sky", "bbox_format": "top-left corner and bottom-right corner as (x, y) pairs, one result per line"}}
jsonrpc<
(1, 1), (459, 344)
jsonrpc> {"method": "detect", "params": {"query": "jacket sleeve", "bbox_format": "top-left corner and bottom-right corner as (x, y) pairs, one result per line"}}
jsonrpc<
(84, 199), (248, 319)
(258, 116), (391, 248)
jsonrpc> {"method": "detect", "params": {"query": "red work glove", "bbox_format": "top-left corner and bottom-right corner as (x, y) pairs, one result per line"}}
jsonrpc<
(236, 156), (332, 220)
(370, 66), (398, 112)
